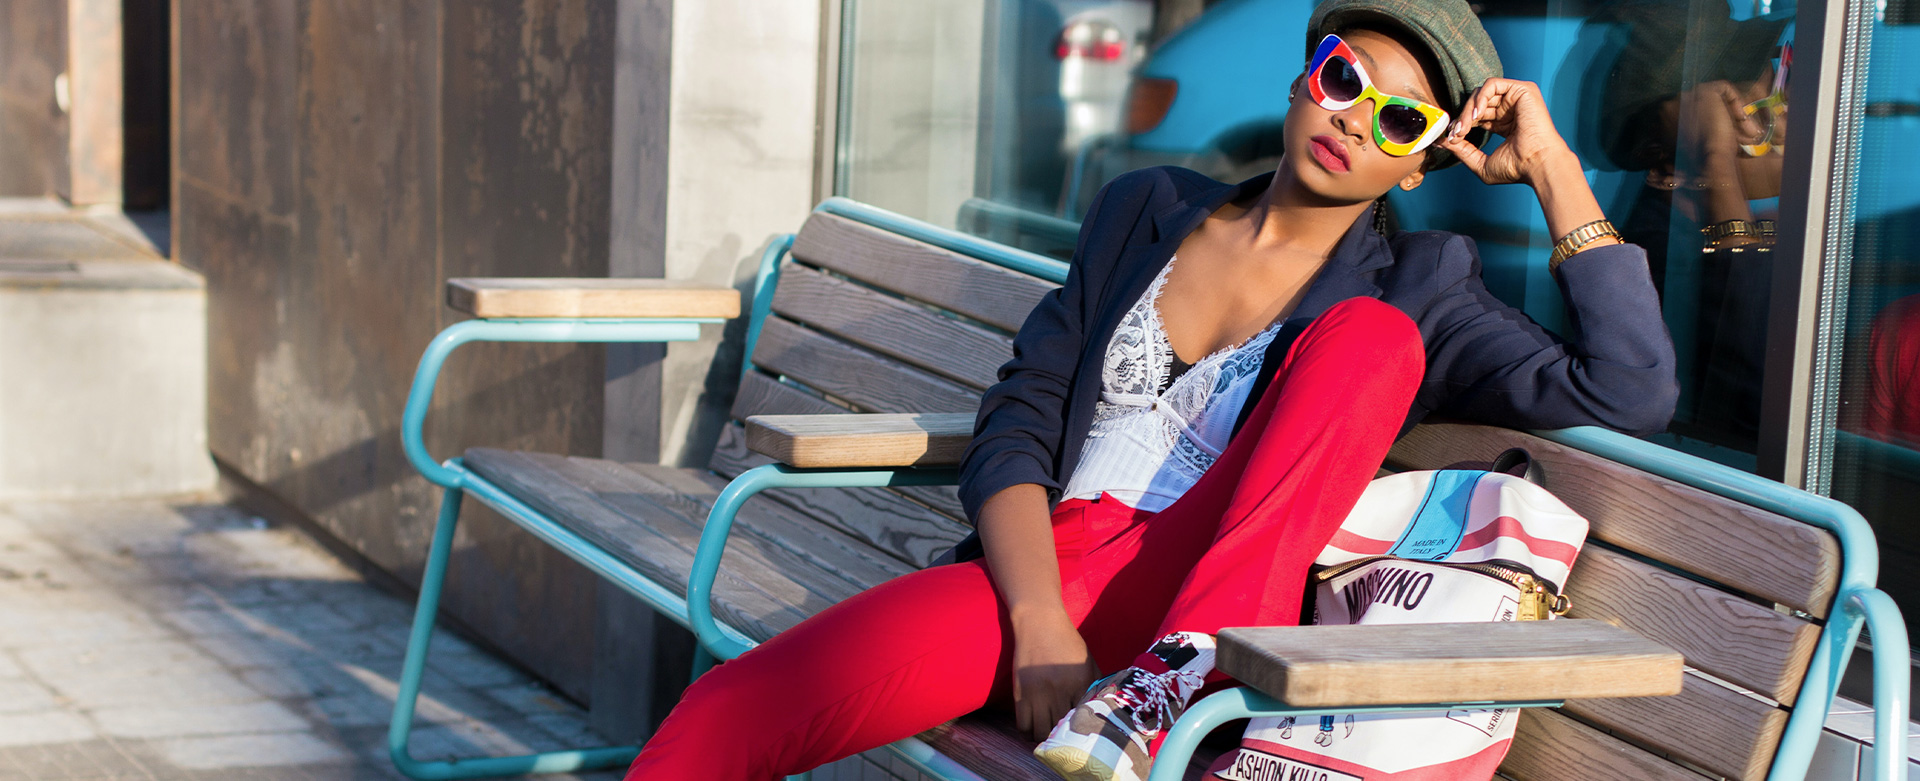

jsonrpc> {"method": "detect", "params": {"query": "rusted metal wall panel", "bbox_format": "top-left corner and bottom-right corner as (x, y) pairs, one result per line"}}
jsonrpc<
(176, 0), (617, 704)
(0, 0), (69, 197)
(433, 0), (616, 703)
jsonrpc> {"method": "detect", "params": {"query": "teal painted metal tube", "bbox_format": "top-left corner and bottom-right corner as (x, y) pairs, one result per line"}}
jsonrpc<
(685, 462), (960, 661)
(1531, 426), (1907, 781)
(1852, 588), (1910, 781)
(1146, 687), (1563, 781)
(884, 735), (990, 781)
(741, 235), (793, 375)
(389, 483), (640, 779)
(815, 197), (1071, 285)
(401, 317), (717, 488)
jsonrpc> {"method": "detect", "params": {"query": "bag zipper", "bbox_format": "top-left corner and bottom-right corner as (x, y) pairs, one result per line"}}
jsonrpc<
(1314, 556), (1572, 621)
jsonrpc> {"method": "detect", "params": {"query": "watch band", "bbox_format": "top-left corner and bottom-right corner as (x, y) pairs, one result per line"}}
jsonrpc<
(1549, 219), (1620, 271)
(1701, 219), (1772, 243)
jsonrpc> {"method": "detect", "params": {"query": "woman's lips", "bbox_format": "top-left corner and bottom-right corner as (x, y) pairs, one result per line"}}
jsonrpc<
(1310, 135), (1350, 173)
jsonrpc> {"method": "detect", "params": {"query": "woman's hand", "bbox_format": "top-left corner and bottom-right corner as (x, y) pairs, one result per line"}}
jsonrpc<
(1439, 77), (1617, 253)
(1011, 606), (1101, 741)
(1439, 78), (1575, 188)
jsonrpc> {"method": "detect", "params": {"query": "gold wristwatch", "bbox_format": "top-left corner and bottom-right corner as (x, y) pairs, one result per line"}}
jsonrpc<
(1549, 219), (1621, 272)
(1701, 219), (1775, 243)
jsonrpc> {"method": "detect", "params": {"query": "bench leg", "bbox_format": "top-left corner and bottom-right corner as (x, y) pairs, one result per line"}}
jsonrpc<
(388, 484), (643, 779)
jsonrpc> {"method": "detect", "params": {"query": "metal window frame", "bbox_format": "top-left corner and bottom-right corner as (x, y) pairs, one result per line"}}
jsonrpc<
(1762, 0), (1877, 490)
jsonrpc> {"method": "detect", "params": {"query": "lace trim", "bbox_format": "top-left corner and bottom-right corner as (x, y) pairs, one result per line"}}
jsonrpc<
(1087, 257), (1287, 477)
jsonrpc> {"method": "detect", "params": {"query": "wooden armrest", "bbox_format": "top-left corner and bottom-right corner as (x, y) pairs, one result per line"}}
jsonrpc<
(1218, 620), (1683, 708)
(744, 413), (973, 468)
(447, 278), (742, 319)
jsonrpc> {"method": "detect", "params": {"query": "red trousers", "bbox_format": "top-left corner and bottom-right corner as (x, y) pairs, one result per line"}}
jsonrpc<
(626, 297), (1424, 780)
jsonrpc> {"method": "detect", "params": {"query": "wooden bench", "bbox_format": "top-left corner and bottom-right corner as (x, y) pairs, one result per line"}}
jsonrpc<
(388, 197), (1910, 781)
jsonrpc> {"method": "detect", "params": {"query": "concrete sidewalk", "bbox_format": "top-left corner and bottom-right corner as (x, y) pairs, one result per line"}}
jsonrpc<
(0, 496), (621, 781)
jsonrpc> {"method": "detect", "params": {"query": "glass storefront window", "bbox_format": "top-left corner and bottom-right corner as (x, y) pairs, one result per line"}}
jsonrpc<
(833, 0), (1920, 634)
(837, 0), (1797, 465)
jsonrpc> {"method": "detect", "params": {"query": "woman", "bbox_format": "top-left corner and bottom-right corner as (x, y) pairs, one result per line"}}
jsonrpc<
(626, 1), (1675, 779)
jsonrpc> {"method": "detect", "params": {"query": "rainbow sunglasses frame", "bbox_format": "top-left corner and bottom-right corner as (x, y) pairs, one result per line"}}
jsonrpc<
(1306, 34), (1452, 158)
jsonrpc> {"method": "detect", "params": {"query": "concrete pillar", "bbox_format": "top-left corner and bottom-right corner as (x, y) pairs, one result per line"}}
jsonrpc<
(654, 0), (824, 468)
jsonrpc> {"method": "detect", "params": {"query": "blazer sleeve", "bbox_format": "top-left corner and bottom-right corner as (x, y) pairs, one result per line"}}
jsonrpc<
(1420, 236), (1679, 436)
(957, 175), (1143, 523)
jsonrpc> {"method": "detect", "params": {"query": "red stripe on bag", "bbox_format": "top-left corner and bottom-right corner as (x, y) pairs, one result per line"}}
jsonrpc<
(1454, 515), (1580, 568)
(1327, 528), (1396, 555)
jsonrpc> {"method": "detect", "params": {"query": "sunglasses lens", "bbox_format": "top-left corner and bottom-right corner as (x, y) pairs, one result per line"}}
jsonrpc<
(1378, 104), (1430, 145)
(1319, 56), (1363, 102)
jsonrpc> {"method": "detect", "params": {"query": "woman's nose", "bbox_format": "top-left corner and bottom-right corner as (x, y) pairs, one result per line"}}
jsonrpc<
(1333, 99), (1375, 141)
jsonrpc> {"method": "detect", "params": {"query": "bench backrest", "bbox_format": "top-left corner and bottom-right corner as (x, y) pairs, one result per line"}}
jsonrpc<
(715, 197), (1855, 781)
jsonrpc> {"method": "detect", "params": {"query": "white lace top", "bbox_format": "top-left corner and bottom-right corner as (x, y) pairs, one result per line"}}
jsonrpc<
(1060, 257), (1286, 512)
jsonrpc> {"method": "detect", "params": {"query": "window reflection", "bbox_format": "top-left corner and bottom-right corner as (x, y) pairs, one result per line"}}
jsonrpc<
(1600, 3), (1792, 459)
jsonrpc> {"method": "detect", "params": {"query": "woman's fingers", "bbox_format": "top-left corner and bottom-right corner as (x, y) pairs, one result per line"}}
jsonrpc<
(1452, 78), (1544, 139)
(1440, 135), (1492, 180)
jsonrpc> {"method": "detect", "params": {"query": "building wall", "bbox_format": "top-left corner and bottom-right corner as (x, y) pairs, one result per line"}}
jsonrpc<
(0, 0), (68, 197)
(173, 0), (618, 702)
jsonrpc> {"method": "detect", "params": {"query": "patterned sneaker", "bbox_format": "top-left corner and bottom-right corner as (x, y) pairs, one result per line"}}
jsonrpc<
(1033, 632), (1216, 781)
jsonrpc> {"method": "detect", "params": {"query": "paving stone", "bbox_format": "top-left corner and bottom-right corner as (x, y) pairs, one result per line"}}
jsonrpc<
(424, 648), (526, 688)
(155, 731), (350, 770)
(0, 678), (60, 712)
(20, 639), (225, 682)
(92, 701), (308, 739)
(323, 591), (416, 629)
(50, 666), (263, 709)
(380, 721), (552, 762)
(480, 682), (586, 717)
(187, 579), (326, 609)
(194, 630), (393, 670)
(239, 660), (397, 700)
(0, 738), (160, 778)
(0, 710), (97, 746)
(0, 608), (173, 649)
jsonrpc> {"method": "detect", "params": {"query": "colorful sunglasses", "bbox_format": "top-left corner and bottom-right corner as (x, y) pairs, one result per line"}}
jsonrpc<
(1739, 43), (1791, 157)
(1306, 34), (1451, 157)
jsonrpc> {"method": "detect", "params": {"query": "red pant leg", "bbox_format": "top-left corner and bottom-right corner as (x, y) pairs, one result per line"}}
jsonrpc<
(625, 500), (1108, 781)
(1077, 297), (1424, 649)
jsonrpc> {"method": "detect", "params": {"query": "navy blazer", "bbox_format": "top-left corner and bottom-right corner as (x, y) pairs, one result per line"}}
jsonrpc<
(955, 166), (1678, 536)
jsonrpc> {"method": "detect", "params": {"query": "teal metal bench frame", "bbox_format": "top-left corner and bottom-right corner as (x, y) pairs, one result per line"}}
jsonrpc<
(390, 196), (1910, 781)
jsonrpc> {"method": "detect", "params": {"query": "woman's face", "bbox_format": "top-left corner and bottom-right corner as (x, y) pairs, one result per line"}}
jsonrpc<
(1282, 28), (1440, 203)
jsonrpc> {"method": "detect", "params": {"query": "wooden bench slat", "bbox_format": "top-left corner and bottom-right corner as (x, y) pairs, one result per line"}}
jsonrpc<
(1562, 670), (1788, 781)
(730, 369), (848, 420)
(1217, 621), (1682, 708)
(463, 449), (824, 639)
(1569, 546), (1819, 704)
(446, 277), (741, 319)
(771, 263), (1012, 390)
(745, 413), (973, 468)
(791, 212), (1057, 333)
(710, 426), (970, 568)
(753, 316), (981, 414)
(1387, 423), (1841, 617)
(1501, 709), (1712, 781)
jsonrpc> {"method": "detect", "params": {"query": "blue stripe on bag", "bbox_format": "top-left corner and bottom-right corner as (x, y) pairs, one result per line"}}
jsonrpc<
(1388, 470), (1482, 560)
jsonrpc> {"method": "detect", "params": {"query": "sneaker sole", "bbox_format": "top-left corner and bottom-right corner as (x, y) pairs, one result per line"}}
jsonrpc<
(1033, 743), (1117, 781)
